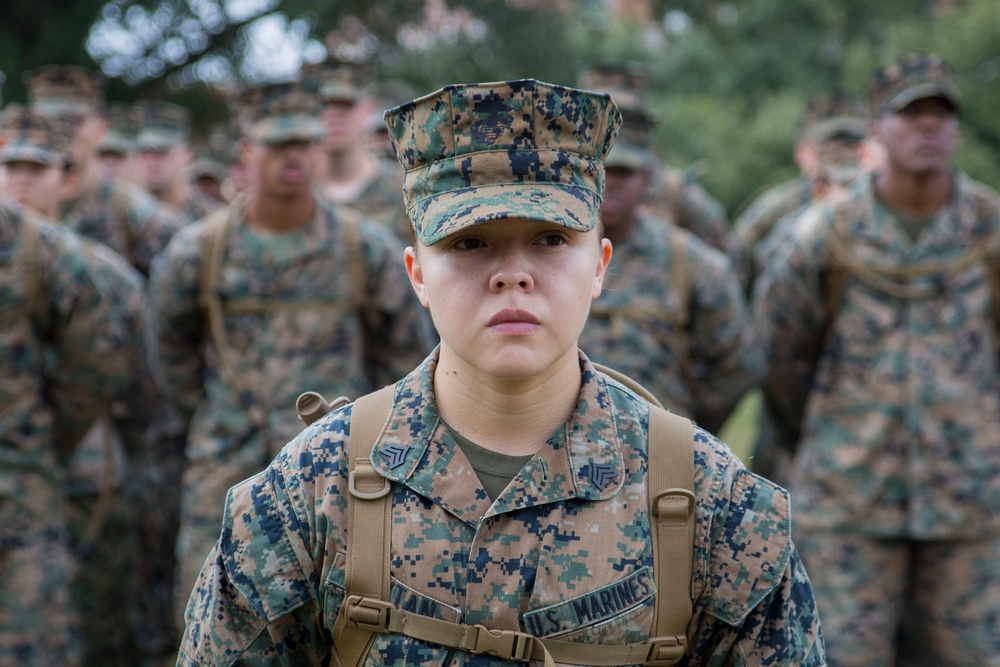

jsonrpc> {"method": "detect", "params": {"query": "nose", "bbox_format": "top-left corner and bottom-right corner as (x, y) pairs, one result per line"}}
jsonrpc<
(489, 247), (534, 293)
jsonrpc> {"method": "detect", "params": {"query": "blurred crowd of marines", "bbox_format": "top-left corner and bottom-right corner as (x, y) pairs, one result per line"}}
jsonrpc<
(2, 47), (999, 667)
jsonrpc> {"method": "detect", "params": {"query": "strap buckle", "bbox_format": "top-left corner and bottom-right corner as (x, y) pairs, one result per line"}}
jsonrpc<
(464, 625), (535, 662)
(344, 595), (394, 633)
(644, 634), (687, 666)
(651, 488), (695, 520)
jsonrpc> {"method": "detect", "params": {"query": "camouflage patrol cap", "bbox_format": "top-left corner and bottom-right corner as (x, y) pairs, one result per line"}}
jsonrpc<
(238, 81), (325, 144)
(301, 58), (369, 103)
(577, 60), (648, 115)
(99, 103), (138, 156)
(134, 100), (191, 151)
(385, 78), (622, 245)
(0, 104), (75, 167)
(801, 91), (867, 142)
(604, 107), (658, 171)
(24, 65), (103, 120)
(866, 53), (962, 118)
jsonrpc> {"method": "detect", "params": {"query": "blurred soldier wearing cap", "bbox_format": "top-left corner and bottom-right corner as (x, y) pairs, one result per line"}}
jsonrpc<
(187, 140), (230, 205)
(176, 77), (823, 667)
(25, 65), (185, 276)
(148, 80), (435, 625)
(133, 99), (221, 223)
(578, 89), (760, 435)
(303, 57), (411, 241)
(0, 105), (154, 667)
(754, 53), (1000, 665)
(580, 61), (734, 257)
(97, 103), (137, 185)
(733, 91), (869, 294)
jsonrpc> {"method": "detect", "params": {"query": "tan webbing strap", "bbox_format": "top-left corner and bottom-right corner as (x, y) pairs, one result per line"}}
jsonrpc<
(331, 384), (396, 667)
(336, 205), (368, 306)
(646, 407), (695, 665)
(112, 184), (139, 267)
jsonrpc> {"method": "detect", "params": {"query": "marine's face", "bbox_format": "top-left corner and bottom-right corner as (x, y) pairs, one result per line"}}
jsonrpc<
(321, 98), (374, 152)
(601, 166), (648, 240)
(99, 151), (131, 182)
(0, 160), (64, 217)
(138, 145), (188, 193)
(243, 138), (320, 200)
(873, 96), (960, 177)
(405, 217), (612, 381)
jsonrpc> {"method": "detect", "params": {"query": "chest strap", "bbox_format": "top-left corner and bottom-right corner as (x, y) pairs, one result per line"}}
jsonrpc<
(325, 371), (695, 667)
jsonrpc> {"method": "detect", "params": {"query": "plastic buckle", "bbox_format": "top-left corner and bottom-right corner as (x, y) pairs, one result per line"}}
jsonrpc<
(644, 635), (687, 666)
(468, 625), (535, 662)
(651, 488), (696, 520)
(345, 595), (394, 632)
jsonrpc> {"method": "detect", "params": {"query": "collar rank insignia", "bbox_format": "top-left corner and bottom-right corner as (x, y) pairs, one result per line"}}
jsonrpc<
(380, 444), (410, 469)
(591, 462), (619, 491)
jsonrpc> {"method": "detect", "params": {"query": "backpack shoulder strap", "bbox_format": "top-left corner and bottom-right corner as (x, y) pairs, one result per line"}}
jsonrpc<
(646, 405), (696, 655)
(334, 204), (368, 305)
(332, 384), (396, 667)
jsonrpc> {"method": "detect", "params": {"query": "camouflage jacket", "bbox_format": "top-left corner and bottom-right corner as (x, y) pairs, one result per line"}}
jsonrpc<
(732, 176), (813, 292)
(332, 156), (410, 243)
(643, 166), (732, 257)
(60, 178), (185, 275)
(178, 350), (825, 666)
(0, 200), (133, 543)
(754, 171), (1000, 539)
(149, 195), (435, 464)
(580, 215), (760, 434)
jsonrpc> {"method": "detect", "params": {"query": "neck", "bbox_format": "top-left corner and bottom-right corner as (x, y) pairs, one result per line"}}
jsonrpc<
(68, 156), (102, 203)
(874, 167), (953, 217)
(325, 148), (376, 202)
(244, 190), (315, 234)
(155, 179), (190, 210)
(433, 346), (582, 456)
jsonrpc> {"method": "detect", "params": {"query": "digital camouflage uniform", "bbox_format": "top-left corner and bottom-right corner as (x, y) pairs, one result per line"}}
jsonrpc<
(0, 102), (160, 666)
(178, 77), (824, 666)
(149, 81), (436, 623)
(755, 55), (1000, 664)
(580, 215), (758, 435)
(178, 350), (823, 667)
(576, 61), (733, 256)
(303, 58), (411, 243)
(27, 65), (183, 665)
(0, 200), (134, 667)
(577, 100), (758, 435)
(732, 92), (866, 295)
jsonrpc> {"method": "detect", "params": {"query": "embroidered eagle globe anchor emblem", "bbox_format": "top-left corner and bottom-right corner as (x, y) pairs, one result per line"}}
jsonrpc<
(470, 94), (514, 146)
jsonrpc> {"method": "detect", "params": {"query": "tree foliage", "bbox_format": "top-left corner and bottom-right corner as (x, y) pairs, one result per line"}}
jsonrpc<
(2, 0), (997, 213)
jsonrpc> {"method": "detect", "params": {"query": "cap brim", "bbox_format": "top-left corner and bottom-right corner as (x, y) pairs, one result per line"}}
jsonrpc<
(884, 83), (962, 114)
(809, 117), (868, 142)
(604, 142), (655, 170)
(411, 183), (600, 246)
(0, 145), (62, 167)
(249, 116), (326, 144)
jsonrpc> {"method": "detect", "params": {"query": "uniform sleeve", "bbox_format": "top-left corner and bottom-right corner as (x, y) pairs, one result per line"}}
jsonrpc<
(687, 440), (826, 665)
(684, 242), (762, 434)
(148, 223), (207, 423)
(35, 225), (133, 449)
(124, 185), (185, 275)
(677, 181), (733, 257)
(178, 452), (329, 667)
(358, 221), (437, 386)
(751, 206), (832, 447)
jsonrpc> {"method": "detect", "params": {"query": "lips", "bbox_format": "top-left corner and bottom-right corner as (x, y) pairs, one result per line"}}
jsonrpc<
(488, 309), (540, 326)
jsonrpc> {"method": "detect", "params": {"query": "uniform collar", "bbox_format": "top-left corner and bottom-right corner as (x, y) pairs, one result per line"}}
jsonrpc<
(370, 348), (627, 527)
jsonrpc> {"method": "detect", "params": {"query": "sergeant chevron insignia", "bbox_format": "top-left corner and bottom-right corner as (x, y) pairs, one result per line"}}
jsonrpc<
(380, 444), (410, 469)
(590, 461), (619, 491)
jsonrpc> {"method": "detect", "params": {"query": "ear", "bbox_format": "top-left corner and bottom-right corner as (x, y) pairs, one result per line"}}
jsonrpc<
(592, 238), (613, 300)
(404, 246), (430, 308)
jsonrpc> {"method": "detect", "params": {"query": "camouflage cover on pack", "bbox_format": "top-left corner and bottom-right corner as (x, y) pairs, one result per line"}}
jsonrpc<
(238, 81), (325, 144)
(385, 79), (622, 246)
(0, 104), (75, 166)
(866, 52), (962, 117)
(178, 349), (824, 666)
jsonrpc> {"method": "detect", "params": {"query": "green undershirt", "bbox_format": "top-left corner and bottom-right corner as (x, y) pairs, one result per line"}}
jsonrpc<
(446, 424), (534, 502)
